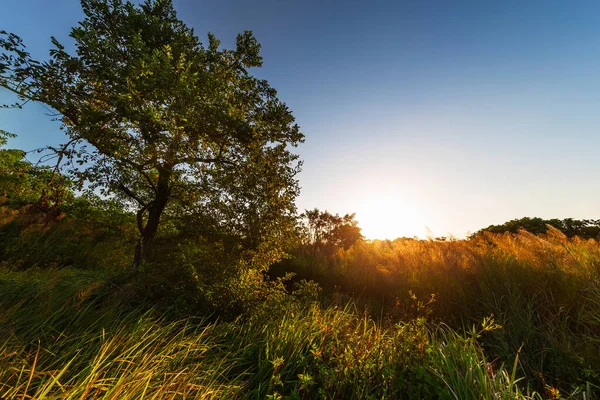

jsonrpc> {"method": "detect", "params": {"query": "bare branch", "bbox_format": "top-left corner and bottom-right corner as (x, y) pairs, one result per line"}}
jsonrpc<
(117, 158), (158, 194)
(48, 138), (79, 186)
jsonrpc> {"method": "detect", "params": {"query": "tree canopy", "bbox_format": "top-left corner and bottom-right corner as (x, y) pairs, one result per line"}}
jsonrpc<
(0, 0), (304, 269)
(301, 208), (363, 250)
(474, 217), (600, 239)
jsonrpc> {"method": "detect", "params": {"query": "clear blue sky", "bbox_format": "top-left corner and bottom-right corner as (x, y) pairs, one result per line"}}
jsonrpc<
(2, 0), (600, 238)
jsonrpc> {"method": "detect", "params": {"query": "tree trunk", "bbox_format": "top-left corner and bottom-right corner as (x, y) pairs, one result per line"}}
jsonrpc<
(131, 168), (171, 271)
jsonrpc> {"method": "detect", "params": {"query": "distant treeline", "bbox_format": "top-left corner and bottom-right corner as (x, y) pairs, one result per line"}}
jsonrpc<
(475, 217), (600, 239)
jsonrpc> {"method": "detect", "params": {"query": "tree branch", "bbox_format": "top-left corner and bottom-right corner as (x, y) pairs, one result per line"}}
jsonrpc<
(48, 138), (79, 186)
(183, 156), (238, 167)
(117, 158), (158, 194)
(117, 183), (146, 206)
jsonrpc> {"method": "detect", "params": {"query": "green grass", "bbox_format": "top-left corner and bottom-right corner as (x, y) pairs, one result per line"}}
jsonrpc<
(1, 267), (596, 399)
(1, 215), (599, 399)
(0, 268), (243, 399)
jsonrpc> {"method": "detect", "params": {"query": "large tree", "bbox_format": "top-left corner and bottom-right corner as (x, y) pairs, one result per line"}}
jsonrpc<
(0, 0), (304, 269)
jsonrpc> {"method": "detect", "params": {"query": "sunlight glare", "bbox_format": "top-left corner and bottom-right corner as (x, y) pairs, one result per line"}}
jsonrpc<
(355, 194), (427, 240)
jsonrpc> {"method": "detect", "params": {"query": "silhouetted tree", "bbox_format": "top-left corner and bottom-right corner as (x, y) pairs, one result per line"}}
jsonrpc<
(301, 208), (363, 249)
(475, 217), (600, 239)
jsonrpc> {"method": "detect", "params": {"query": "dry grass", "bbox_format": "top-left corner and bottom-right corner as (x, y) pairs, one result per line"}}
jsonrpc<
(0, 228), (599, 398)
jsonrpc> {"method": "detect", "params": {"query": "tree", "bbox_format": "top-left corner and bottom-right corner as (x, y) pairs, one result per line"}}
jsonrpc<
(0, 132), (71, 209)
(301, 208), (363, 250)
(0, 0), (304, 270)
(474, 217), (600, 239)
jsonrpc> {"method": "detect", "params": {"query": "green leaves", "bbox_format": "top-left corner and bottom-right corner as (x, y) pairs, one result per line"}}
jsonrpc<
(0, 130), (16, 146)
(0, 31), (44, 108)
(0, 0), (304, 269)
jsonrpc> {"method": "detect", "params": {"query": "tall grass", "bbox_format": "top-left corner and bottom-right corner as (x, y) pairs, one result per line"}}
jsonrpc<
(0, 267), (595, 399)
(0, 268), (243, 399)
(1, 216), (600, 398)
(275, 228), (600, 394)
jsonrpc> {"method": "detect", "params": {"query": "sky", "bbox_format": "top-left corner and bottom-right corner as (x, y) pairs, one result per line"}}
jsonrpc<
(2, 0), (600, 239)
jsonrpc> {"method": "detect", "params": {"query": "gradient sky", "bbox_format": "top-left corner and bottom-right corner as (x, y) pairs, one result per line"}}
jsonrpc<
(2, 0), (600, 238)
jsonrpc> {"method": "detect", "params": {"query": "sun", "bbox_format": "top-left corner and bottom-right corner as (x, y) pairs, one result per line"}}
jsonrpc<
(355, 194), (427, 240)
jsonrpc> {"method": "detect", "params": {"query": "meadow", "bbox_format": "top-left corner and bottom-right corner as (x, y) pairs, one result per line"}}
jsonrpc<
(1, 204), (599, 399)
(0, 1), (599, 398)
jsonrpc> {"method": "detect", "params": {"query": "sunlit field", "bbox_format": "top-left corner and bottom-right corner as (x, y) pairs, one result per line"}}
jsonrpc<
(1, 202), (599, 398)
(2, 0), (600, 398)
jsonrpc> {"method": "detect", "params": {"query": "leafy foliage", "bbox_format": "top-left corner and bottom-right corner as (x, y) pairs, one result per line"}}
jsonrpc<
(0, 0), (304, 269)
(0, 132), (69, 208)
(301, 208), (363, 249)
(475, 217), (600, 239)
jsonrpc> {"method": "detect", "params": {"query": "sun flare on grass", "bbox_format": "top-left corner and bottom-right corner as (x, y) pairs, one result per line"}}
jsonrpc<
(355, 194), (427, 240)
